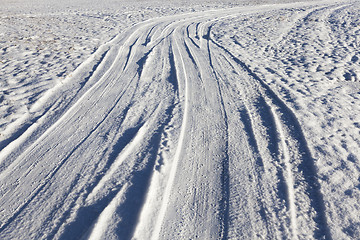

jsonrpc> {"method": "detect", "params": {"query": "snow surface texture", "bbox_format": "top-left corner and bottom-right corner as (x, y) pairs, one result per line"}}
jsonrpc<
(1, 0), (360, 239)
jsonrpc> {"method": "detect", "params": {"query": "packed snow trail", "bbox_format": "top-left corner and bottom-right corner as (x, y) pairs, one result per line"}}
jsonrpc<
(1, 1), (360, 239)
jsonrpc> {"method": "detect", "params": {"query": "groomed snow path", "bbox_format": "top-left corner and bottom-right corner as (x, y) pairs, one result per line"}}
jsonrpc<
(1, 1), (360, 239)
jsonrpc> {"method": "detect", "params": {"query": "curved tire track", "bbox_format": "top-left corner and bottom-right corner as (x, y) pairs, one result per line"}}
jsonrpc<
(0, 2), (343, 239)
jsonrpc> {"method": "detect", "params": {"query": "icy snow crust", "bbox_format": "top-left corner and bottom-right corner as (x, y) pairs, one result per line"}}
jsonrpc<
(1, 0), (360, 239)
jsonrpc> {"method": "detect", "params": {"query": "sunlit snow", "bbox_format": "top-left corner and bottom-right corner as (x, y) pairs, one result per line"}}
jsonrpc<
(1, 0), (360, 239)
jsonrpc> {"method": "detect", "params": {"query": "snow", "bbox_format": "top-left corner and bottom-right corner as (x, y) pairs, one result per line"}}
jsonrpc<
(1, 0), (360, 239)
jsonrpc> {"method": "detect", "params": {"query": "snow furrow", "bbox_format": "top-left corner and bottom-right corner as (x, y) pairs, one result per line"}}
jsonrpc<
(186, 24), (231, 239)
(151, 27), (189, 240)
(211, 37), (332, 239)
(2, 2), (358, 239)
(208, 39), (281, 238)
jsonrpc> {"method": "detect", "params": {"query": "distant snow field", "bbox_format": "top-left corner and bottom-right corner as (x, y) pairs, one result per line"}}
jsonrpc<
(1, 0), (360, 239)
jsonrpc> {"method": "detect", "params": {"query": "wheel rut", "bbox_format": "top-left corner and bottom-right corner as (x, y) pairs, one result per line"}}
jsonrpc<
(0, 3), (339, 239)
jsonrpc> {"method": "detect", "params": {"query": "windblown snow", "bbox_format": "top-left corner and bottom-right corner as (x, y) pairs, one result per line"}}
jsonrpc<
(1, 0), (360, 239)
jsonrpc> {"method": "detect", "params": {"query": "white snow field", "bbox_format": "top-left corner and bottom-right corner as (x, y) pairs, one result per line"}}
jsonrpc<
(1, 0), (360, 239)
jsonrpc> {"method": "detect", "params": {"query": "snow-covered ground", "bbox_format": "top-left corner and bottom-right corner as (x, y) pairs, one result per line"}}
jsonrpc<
(1, 0), (360, 239)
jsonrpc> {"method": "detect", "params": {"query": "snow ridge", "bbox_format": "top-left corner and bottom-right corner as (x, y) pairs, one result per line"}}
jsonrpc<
(1, 1), (360, 239)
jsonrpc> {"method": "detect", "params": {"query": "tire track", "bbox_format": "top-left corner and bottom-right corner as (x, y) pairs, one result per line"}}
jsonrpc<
(130, 39), (182, 239)
(0, 21), (151, 177)
(210, 36), (332, 239)
(0, 73), (140, 232)
(0, 3), (340, 239)
(53, 36), (181, 239)
(151, 28), (190, 240)
(0, 17), (176, 238)
(199, 26), (230, 240)
(207, 35), (279, 239)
